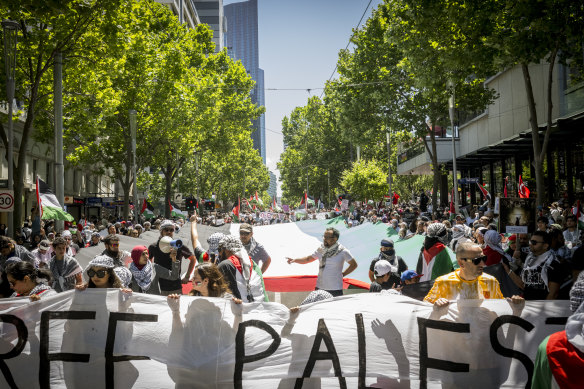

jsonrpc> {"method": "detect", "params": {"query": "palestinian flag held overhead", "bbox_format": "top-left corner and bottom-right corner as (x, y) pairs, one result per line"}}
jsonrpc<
(476, 182), (491, 200)
(36, 177), (74, 221)
(572, 200), (584, 229)
(272, 198), (282, 212)
(141, 199), (155, 218)
(170, 201), (187, 219)
(232, 196), (240, 221)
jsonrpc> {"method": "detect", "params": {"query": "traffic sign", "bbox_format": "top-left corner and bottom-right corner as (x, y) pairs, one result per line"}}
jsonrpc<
(0, 190), (14, 212)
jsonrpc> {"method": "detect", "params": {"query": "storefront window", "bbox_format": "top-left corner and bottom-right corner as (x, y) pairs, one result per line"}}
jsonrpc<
(493, 161), (503, 198)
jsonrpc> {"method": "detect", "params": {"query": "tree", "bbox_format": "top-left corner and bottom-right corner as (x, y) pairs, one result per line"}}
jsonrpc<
(0, 0), (122, 234)
(400, 0), (584, 206)
(278, 96), (351, 207)
(326, 1), (496, 212)
(340, 159), (389, 202)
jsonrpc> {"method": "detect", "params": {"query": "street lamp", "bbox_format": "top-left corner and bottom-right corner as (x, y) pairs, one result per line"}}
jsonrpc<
(448, 79), (460, 213)
(129, 109), (138, 223)
(3, 20), (19, 237)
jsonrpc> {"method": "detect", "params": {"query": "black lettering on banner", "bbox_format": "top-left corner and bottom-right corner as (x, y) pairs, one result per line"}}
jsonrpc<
(0, 314), (27, 389)
(545, 317), (568, 326)
(417, 318), (470, 389)
(295, 319), (347, 389)
(489, 315), (535, 389)
(355, 313), (370, 389)
(234, 319), (281, 389)
(105, 312), (157, 389)
(40, 311), (96, 389)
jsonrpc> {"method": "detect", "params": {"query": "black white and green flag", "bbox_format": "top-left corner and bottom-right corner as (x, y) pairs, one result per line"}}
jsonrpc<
(36, 177), (74, 221)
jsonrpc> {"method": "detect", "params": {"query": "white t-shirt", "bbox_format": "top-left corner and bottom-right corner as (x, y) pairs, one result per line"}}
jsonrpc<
(311, 247), (353, 291)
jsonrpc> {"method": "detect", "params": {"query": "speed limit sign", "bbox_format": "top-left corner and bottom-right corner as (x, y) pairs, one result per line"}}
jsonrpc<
(0, 190), (14, 212)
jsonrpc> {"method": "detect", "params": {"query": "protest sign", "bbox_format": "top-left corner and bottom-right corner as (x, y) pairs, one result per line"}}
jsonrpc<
(0, 291), (570, 388)
(499, 198), (536, 234)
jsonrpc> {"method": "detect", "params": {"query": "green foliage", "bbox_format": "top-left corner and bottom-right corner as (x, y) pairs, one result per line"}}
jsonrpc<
(340, 159), (389, 202)
(278, 96), (352, 206)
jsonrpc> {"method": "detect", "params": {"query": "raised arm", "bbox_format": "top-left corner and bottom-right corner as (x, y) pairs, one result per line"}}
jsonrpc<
(190, 213), (199, 251)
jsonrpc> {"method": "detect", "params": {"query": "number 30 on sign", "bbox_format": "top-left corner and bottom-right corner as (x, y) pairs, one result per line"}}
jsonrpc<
(0, 190), (15, 211)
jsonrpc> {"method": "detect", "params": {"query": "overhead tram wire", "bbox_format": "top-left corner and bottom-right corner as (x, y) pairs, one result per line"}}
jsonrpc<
(319, 0), (374, 99)
(152, 78), (392, 92)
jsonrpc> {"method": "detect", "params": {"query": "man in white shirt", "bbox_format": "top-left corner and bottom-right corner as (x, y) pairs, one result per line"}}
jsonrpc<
(286, 227), (358, 297)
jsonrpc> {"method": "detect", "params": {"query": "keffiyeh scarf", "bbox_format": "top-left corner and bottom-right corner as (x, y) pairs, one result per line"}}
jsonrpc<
(49, 255), (82, 292)
(317, 242), (343, 271)
(129, 261), (153, 291)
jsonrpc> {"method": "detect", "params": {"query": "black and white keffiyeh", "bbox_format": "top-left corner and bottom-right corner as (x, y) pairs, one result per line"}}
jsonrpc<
(129, 261), (153, 291)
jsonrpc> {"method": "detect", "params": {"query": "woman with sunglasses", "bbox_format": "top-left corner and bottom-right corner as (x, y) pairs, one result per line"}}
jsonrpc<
(128, 245), (181, 295)
(75, 255), (124, 290)
(167, 263), (242, 302)
(5, 261), (56, 301)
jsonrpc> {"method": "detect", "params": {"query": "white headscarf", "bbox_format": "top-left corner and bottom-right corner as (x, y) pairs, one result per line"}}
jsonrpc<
(483, 230), (513, 264)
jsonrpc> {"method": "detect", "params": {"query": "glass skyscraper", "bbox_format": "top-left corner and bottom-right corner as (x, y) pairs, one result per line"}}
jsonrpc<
(225, 0), (266, 164)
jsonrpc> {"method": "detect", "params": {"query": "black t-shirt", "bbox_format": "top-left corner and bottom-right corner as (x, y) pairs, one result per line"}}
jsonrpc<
(149, 241), (193, 291)
(571, 245), (584, 272)
(522, 255), (571, 300)
(369, 256), (407, 288)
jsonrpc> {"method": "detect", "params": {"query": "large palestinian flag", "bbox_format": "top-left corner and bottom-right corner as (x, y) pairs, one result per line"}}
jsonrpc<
(226, 218), (457, 292)
(36, 177), (74, 221)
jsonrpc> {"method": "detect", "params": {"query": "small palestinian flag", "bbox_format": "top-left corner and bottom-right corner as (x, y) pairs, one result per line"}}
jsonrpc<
(141, 199), (155, 217)
(36, 177), (74, 221)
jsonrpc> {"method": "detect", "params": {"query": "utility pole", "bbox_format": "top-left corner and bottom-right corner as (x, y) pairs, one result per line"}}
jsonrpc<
(327, 169), (330, 207)
(448, 79), (460, 213)
(129, 110), (138, 223)
(54, 51), (64, 232)
(386, 131), (392, 196)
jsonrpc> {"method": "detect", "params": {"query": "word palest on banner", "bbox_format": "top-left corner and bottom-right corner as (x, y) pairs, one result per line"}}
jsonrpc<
(0, 290), (570, 388)
(258, 212), (286, 221)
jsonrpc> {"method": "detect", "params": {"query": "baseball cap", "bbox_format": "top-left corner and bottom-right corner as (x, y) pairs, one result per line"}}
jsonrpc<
(39, 240), (50, 250)
(239, 223), (253, 234)
(401, 270), (423, 282)
(374, 260), (394, 277)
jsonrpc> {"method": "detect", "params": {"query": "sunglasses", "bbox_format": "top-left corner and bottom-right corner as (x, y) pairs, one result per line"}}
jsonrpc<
(530, 240), (544, 245)
(162, 228), (174, 232)
(239, 231), (251, 236)
(462, 255), (487, 265)
(87, 269), (107, 278)
(109, 243), (119, 248)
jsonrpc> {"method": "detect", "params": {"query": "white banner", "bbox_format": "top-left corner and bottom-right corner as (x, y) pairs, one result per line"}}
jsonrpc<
(0, 290), (570, 388)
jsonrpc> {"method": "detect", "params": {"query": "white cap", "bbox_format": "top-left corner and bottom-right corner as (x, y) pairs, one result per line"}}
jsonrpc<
(374, 260), (396, 277)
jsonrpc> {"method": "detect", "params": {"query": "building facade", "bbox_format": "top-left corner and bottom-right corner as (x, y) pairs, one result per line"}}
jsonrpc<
(155, 0), (201, 28)
(397, 60), (584, 207)
(194, 0), (226, 51)
(224, 0), (266, 164)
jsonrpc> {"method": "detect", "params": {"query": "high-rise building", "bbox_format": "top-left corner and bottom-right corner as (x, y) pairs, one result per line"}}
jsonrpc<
(155, 0), (200, 28)
(268, 170), (277, 200)
(194, 1), (226, 52)
(225, 0), (266, 164)
(156, 1), (225, 51)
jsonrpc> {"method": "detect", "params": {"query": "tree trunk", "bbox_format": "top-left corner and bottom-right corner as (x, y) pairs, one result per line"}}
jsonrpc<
(521, 61), (553, 207)
(122, 181), (130, 221)
(164, 165), (172, 218)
